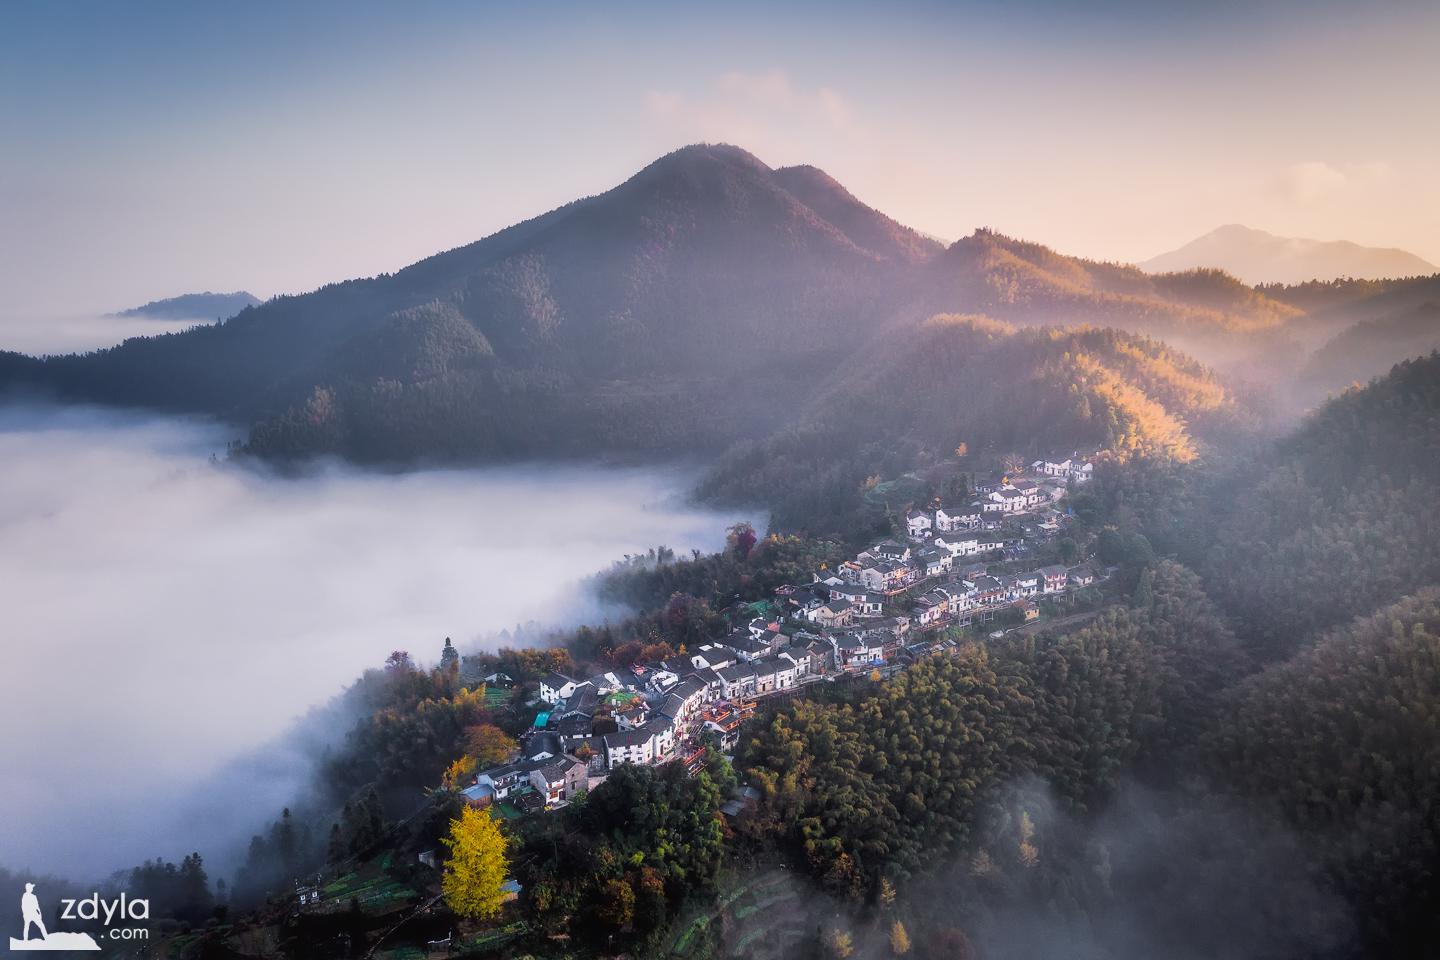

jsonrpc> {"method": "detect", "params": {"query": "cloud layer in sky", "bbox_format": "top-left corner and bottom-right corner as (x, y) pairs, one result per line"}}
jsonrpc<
(647, 69), (854, 138)
(1271, 160), (1393, 205)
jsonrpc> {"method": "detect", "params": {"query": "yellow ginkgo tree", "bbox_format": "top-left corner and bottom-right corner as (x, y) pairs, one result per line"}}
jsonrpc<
(441, 806), (509, 920)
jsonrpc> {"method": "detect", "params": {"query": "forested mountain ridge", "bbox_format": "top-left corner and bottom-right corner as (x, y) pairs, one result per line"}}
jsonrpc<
(698, 316), (1248, 531)
(1268, 271), (1440, 315)
(769, 163), (942, 265)
(1206, 589), (1440, 949)
(4, 144), (931, 395)
(4, 144), (1427, 469)
(1298, 302), (1440, 394)
(1, 145), (947, 460)
(919, 232), (1440, 397)
(111, 290), (261, 321)
(928, 228), (1299, 337)
(1177, 351), (1440, 659)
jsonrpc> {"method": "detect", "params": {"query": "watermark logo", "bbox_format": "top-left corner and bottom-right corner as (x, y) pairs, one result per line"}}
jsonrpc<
(9, 882), (149, 952)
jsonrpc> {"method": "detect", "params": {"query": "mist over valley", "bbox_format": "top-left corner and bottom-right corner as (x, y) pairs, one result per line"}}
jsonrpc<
(0, 402), (740, 878)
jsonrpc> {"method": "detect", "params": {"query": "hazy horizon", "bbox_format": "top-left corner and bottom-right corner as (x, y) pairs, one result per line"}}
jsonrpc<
(3, 0), (1437, 319)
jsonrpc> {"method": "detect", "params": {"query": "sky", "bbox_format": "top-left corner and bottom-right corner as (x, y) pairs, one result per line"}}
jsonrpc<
(1, 0), (1437, 318)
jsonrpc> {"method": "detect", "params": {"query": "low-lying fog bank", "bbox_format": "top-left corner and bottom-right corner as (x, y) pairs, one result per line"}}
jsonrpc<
(0, 311), (211, 355)
(0, 402), (744, 879)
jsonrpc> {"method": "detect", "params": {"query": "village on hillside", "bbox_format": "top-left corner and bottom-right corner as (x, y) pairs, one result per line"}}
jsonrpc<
(451, 455), (1105, 816)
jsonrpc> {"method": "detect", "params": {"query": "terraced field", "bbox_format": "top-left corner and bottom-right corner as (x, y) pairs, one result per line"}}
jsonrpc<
(312, 860), (419, 917)
(670, 868), (815, 960)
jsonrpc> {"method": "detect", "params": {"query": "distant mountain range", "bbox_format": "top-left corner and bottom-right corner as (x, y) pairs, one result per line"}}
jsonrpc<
(111, 291), (260, 321)
(2, 145), (1435, 478)
(1141, 225), (1435, 285)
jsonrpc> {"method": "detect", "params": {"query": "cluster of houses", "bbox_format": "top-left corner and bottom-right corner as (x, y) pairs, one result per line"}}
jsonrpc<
(787, 462), (1098, 636)
(905, 461), (1092, 541)
(459, 458), (1102, 814)
(1032, 456), (1095, 483)
(461, 622), (829, 811)
(789, 536), (1097, 630)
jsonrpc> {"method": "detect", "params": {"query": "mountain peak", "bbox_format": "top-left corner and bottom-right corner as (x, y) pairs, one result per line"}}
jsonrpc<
(1208, 223), (1272, 240)
(771, 163), (941, 265)
(773, 163), (848, 193)
(111, 290), (260, 321)
(632, 143), (771, 179)
(1143, 225), (1436, 285)
(611, 142), (782, 212)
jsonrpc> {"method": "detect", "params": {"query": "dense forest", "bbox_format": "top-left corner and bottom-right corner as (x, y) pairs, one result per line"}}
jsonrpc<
(721, 356), (1440, 956)
(739, 562), (1244, 893)
(1206, 590), (1440, 950)
(1182, 352), (1440, 659)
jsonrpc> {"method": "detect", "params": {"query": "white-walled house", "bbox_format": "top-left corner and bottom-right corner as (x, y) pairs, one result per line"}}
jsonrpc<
(644, 666), (681, 695)
(934, 505), (967, 532)
(528, 756), (587, 807)
(969, 575), (1006, 606)
(603, 718), (675, 769)
(691, 645), (737, 672)
(719, 663), (758, 699)
(866, 540), (912, 563)
(1032, 458), (1073, 478)
(539, 673), (580, 705)
(988, 488), (1028, 514)
(914, 546), (952, 578)
(1011, 480), (1043, 506)
(912, 590), (949, 626)
(614, 699), (650, 729)
(1037, 565), (1069, 593)
(780, 647), (812, 676)
(657, 678), (709, 726)
(859, 559), (911, 593)
(932, 533), (982, 557)
(830, 583), (884, 616)
(831, 631), (886, 669)
(906, 510), (933, 539)
(945, 506), (982, 530)
(939, 581), (977, 611)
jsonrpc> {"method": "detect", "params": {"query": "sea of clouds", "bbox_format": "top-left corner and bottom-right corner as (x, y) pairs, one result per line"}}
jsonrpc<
(0, 401), (743, 878)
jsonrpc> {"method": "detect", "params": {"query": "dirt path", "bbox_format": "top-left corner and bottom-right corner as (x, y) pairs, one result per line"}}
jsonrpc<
(1014, 608), (1103, 636)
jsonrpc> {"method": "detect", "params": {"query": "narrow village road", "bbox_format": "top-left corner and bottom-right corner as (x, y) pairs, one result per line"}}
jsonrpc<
(1014, 608), (1102, 636)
